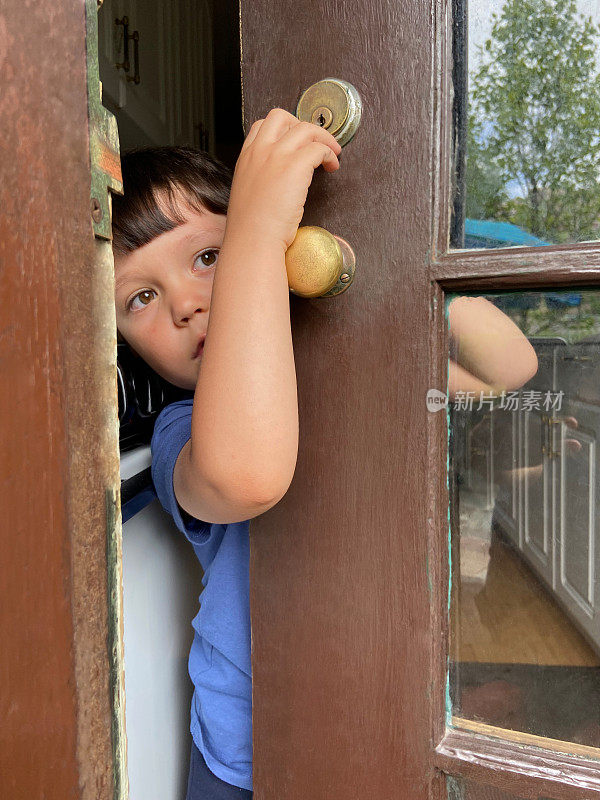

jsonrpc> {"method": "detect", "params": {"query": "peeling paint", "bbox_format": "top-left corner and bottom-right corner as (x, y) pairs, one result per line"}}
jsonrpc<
(85, 2), (126, 794)
(86, 0), (122, 241)
(444, 293), (456, 725)
(106, 486), (128, 800)
(426, 552), (433, 596)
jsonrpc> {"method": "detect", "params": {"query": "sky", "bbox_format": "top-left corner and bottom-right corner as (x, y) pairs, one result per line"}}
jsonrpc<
(468, 0), (600, 71)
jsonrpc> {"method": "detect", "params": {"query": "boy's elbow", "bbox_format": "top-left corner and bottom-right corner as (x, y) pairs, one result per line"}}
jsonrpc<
(509, 340), (539, 390)
(210, 456), (297, 515)
(229, 466), (295, 510)
(492, 341), (538, 393)
(524, 344), (539, 384)
(179, 452), (295, 524)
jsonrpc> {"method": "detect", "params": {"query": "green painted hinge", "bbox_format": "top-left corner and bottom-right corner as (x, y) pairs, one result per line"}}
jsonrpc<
(86, 0), (123, 240)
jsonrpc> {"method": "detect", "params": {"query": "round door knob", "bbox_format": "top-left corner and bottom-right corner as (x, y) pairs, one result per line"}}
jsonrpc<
(285, 226), (356, 298)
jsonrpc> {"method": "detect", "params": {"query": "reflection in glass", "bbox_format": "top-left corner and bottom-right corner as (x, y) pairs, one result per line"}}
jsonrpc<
(447, 775), (535, 800)
(448, 290), (600, 749)
(451, 0), (600, 248)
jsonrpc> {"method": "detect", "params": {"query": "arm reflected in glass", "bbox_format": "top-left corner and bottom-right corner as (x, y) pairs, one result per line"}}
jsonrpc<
(447, 296), (539, 400)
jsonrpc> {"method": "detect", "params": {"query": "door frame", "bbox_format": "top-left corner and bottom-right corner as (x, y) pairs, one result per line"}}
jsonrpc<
(0, 1), (125, 798)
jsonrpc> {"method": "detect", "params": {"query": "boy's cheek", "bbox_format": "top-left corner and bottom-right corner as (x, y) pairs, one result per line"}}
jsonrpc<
(116, 326), (143, 359)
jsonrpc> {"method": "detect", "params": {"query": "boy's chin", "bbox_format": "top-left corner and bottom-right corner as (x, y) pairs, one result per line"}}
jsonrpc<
(165, 371), (198, 392)
(173, 378), (197, 392)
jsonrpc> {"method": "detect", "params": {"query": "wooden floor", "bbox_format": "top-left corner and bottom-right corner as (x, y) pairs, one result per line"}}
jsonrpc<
(451, 535), (600, 666)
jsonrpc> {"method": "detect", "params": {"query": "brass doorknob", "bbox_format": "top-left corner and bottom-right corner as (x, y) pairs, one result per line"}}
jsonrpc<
(285, 226), (356, 298)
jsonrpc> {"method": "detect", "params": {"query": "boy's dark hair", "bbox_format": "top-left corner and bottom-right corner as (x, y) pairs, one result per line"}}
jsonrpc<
(112, 146), (232, 255)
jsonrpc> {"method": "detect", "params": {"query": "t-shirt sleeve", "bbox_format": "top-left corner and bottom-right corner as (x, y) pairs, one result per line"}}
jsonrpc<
(150, 400), (212, 544)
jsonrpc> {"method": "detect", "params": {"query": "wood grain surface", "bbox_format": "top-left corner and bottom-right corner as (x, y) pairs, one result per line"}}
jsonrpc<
(0, 2), (120, 798)
(240, 1), (436, 797)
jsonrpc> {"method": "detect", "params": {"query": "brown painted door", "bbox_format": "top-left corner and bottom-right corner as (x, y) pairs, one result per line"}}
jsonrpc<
(242, 4), (440, 795)
(241, 1), (600, 799)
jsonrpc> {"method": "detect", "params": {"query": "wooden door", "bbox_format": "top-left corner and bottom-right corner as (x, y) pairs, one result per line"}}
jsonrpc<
(241, 0), (600, 798)
(241, 1), (444, 796)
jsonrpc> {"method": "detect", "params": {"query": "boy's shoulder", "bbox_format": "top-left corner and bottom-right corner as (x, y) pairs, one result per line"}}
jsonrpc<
(149, 395), (215, 541)
(151, 395), (195, 459)
(155, 394), (194, 421)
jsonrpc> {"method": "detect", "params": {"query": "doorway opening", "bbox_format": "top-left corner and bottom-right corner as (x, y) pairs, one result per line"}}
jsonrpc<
(98, 1), (244, 797)
(99, 0), (243, 166)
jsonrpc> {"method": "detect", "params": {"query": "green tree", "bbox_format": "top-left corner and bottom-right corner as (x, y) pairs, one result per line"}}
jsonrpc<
(468, 0), (600, 243)
(465, 116), (509, 220)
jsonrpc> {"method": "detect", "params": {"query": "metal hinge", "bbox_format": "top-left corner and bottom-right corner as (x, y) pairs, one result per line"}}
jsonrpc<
(86, 0), (123, 240)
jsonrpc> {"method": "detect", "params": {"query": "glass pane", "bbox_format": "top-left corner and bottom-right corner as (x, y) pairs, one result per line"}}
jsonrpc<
(447, 775), (548, 800)
(447, 290), (600, 749)
(451, 0), (600, 248)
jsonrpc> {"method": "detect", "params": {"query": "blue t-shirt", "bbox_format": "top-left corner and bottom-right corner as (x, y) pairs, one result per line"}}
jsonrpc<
(150, 398), (252, 791)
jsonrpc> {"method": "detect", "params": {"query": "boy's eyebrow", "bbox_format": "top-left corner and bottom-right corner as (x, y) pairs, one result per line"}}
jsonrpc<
(114, 268), (150, 292)
(180, 228), (221, 244)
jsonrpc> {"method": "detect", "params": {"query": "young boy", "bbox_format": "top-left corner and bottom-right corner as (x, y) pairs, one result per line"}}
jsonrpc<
(112, 108), (342, 799)
(113, 106), (539, 799)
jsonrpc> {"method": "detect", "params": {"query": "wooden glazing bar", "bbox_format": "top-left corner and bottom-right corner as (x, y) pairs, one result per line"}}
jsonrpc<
(435, 723), (600, 799)
(432, 247), (600, 291)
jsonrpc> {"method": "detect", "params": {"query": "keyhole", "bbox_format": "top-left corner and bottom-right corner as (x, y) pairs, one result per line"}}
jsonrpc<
(311, 106), (333, 129)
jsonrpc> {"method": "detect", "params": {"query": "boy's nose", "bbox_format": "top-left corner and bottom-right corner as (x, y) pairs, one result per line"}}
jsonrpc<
(177, 307), (204, 325)
(172, 290), (209, 326)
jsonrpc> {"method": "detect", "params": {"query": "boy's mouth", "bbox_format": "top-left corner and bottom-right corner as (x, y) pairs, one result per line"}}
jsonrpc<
(193, 335), (206, 359)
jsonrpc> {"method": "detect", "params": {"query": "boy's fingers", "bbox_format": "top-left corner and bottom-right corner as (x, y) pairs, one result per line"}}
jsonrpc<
(244, 110), (343, 158)
(241, 109), (341, 173)
(278, 119), (342, 156)
(307, 142), (340, 173)
(242, 119), (264, 150)
(254, 108), (302, 143)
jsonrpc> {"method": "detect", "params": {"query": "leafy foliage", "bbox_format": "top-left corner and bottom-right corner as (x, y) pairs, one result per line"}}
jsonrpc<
(467, 0), (600, 243)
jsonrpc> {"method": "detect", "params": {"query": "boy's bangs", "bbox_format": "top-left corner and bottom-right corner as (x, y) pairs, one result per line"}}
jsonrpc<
(111, 146), (232, 255)
(146, 181), (212, 237)
(114, 183), (192, 253)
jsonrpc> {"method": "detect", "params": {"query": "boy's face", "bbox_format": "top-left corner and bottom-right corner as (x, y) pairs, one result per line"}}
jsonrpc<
(114, 205), (227, 390)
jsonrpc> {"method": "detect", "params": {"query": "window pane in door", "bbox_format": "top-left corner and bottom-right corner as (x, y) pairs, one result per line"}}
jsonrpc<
(447, 774), (541, 800)
(447, 290), (600, 749)
(450, 0), (600, 249)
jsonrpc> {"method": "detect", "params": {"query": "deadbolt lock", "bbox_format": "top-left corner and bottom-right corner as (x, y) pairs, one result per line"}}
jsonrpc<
(296, 78), (362, 147)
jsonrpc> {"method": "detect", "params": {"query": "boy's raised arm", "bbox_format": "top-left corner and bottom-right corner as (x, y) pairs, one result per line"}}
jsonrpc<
(175, 108), (341, 523)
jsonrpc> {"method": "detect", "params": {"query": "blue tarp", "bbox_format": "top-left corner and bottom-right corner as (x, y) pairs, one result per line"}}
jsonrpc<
(464, 218), (549, 248)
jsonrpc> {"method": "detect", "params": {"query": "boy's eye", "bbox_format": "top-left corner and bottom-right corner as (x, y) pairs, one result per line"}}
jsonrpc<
(128, 289), (156, 311)
(194, 249), (219, 270)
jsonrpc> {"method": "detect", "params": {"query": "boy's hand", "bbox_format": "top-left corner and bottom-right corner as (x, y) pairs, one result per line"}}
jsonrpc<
(225, 108), (342, 252)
